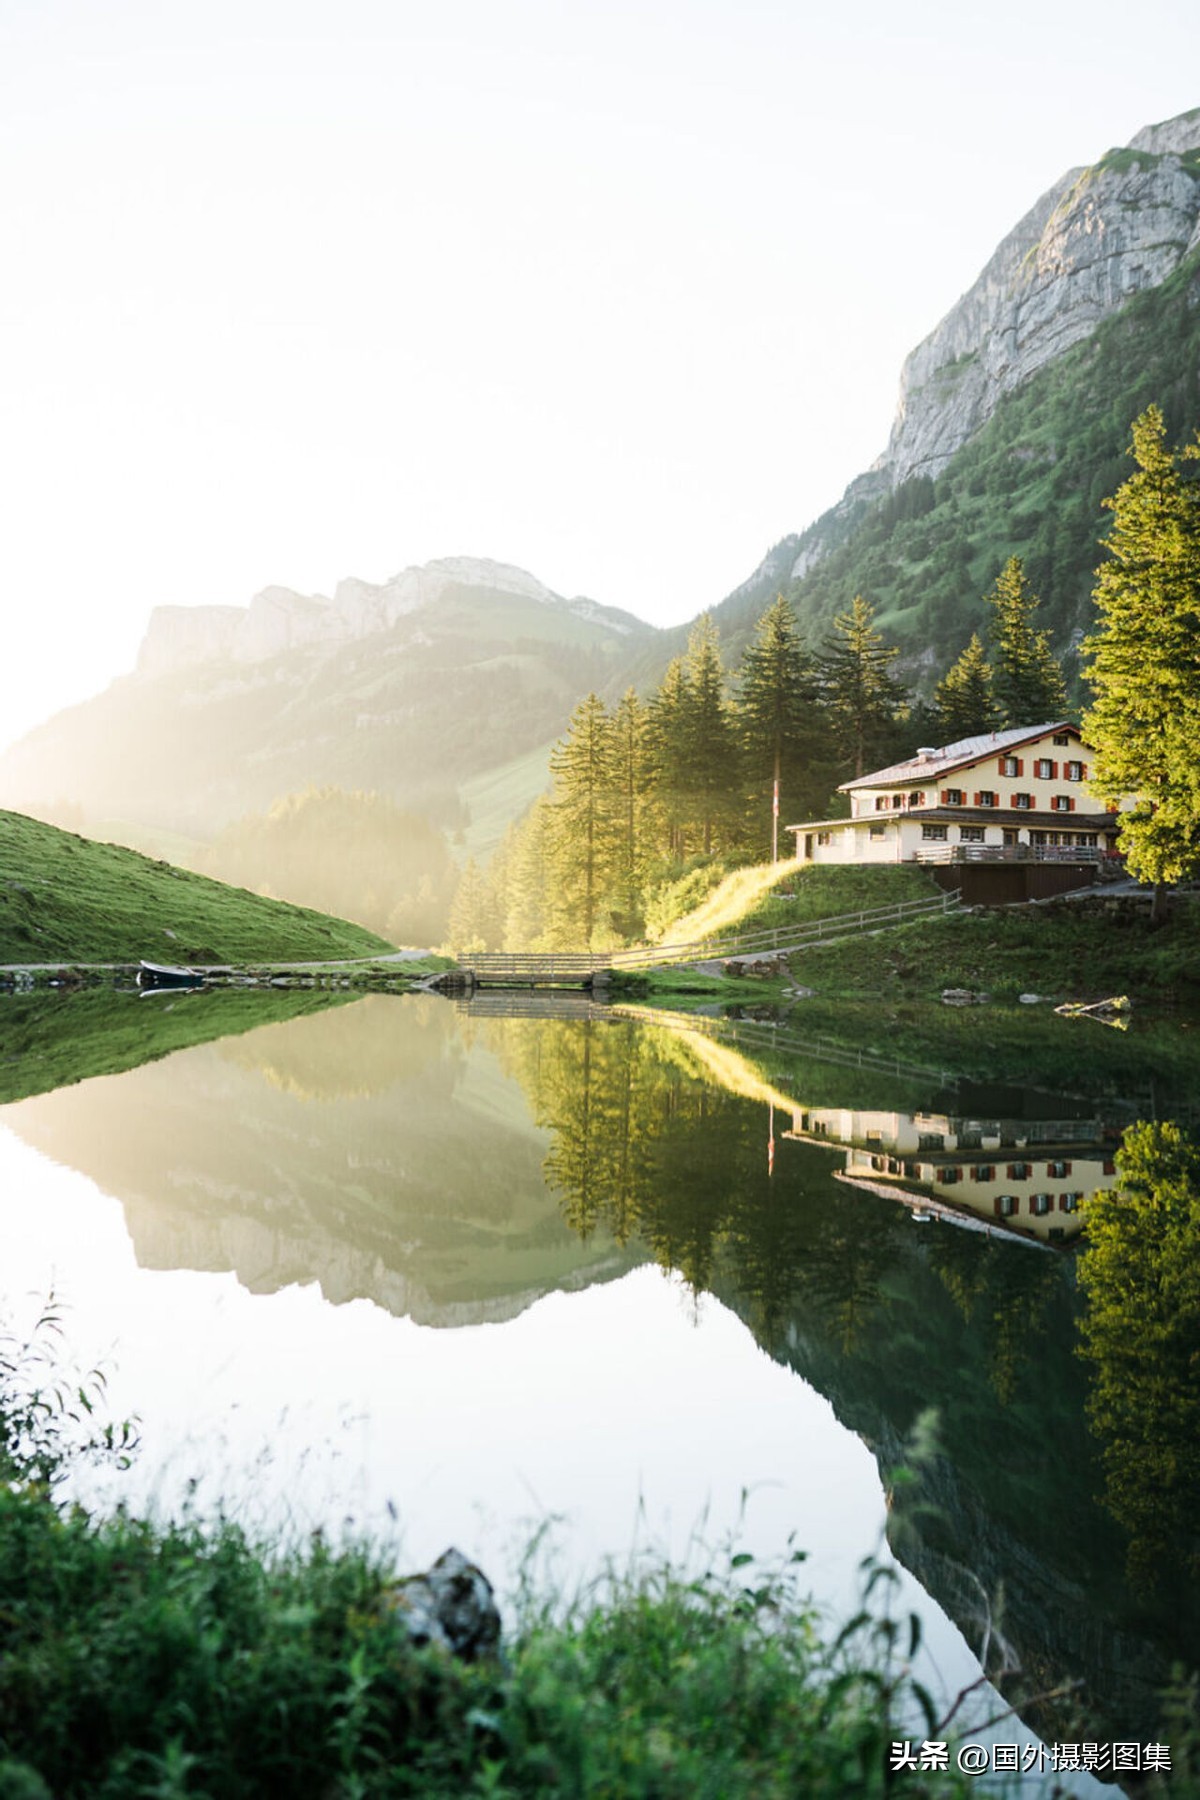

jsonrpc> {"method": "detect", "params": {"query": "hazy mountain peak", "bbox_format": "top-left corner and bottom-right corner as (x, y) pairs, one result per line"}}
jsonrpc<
(137, 555), (594, 677)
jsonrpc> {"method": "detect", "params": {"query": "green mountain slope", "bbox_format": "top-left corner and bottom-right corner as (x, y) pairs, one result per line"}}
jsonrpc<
(752, 246), (1200, 689)
(0, 810), (393, 964)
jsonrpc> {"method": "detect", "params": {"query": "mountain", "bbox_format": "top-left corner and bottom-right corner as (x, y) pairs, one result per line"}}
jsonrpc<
(5, 108), (1200, 855)
(716, 106), (1200, 683)
(0, 558), (659, 848)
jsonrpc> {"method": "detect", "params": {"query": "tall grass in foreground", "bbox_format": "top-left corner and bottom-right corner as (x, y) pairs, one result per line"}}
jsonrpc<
(2, 1308), (1196, 1798)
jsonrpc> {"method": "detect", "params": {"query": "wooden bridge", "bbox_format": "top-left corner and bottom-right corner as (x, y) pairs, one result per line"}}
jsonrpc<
(447, 888), (963, 989)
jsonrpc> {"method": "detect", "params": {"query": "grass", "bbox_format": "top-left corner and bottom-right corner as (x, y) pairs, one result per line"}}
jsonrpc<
(0, 810), (394, 966)
(786, 891), (1200, 1004)
(0, 1480), (997, 1800)
(659, 861), (939, 947)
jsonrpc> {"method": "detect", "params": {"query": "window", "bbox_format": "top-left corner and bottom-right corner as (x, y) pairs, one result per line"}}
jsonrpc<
(974, 790), (998, 807)
(976, 1165), (996, 1182)
(869, 825), (886, 839)
(1034, 758), (1057, 779)
(1062, 1193), (1082, 1213)
(1033, 1193), (1053, 1216)
(908, 790), (925, 807)
(817, 830), (832, 845)
(1007, 1161), (1030, 1180)
(1066, 760), (1085, 781)
(937, 1167), (961, 1185)
(999, 755), (1021, 776)
(998, 1194), (1017, 1217)
(892, 793), (905, 809)
(942, 788), (965, 805)
(1051, 795), (1075, 813)
(1047, 1160), (1071, 1179)
(918, 1132), (945, 1150)
(921, 824), (947, 841)
(1053, 732), (1070, 746)
(960, 826), (985, 843)
(875, 796), (888, 812)
(1003, 829), (1019, 846)
(1012, 792), (1032, 809)
(1077, 832), (1098, 847)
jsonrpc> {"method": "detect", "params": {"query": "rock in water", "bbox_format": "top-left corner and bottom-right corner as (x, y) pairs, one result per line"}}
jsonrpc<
(385, 1548), (501, 1662)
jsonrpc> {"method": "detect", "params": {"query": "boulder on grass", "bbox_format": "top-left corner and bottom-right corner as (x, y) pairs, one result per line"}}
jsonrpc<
(384, 1547), (501, 1662)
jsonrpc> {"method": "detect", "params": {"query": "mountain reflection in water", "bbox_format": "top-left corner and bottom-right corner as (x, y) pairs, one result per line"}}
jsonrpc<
(2, 987), (1199, 1749)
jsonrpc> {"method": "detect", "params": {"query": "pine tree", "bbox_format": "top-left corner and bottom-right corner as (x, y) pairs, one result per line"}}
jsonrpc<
(986, 556), (1067, 726)
(606, 689), (654, 937)
(737, 596), (830, 856)
(933, 633), (999, 742)
(547, 693), (616, 947)
(647, 656), (693, 860)
(818, 596), (906, 778)
(1082, 405), (1200, 904)
(682, 614), (741, 856)
(447, 856), (490, 952)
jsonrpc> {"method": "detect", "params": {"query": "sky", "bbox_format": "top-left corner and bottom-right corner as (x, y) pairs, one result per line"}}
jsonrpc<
(1, 0), (1198, 748)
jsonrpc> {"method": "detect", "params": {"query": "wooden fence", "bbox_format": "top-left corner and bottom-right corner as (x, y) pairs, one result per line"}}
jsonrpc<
(456, 887), (963, 982)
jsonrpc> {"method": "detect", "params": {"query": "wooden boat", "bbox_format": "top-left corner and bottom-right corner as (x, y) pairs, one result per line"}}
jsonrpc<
(137, 960), (206, 990)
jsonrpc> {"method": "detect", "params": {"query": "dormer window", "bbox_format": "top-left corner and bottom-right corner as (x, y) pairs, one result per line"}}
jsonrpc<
(1052, 733), (1070, 746)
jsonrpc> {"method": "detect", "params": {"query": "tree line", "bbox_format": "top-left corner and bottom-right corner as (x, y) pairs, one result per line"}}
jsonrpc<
(450, 560), (1069, 951)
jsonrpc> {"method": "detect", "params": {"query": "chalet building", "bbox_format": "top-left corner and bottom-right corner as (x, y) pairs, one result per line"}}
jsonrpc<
(787, 721), (1120, 869)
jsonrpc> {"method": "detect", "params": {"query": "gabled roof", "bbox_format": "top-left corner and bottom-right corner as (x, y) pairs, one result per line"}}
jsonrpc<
(839, 722), (1079, 791)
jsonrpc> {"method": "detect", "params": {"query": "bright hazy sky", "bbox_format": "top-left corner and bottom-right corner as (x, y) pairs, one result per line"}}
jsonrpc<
(2, 0), (1198, 747)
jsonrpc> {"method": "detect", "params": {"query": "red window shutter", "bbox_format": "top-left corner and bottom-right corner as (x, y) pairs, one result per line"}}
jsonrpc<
(994, 1196), (1004, 1216)
(1058, 1195), (1069, 1211)
(973, 791), (981, 805)
(1068, 796), (1075, 812)
(1015, 759), (1023, 775)
(1103, 1159), (1116, 1175)
(1006, 1163), (1016, 1179)
(1063, 1162), (1072, 1176)
(1050, 761), (1058, 777)
(940, 789), (949, 803)
(997, 757), (1006, 773)
(1081, 763), (1088, 779)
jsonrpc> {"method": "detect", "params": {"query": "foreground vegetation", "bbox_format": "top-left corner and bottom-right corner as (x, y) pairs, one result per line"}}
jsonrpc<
(0, 810), (394, 966)
(0, 1487), (980, 1800)
(785, 890), (1200, 1004)
(0, 1309), (985, 1800)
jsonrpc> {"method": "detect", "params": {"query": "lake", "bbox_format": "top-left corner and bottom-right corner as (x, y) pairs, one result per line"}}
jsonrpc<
(2, 984), (1197, 1789)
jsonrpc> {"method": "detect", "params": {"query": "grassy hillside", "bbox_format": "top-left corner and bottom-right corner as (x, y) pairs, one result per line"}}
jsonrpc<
(0, 810), (394, 964)
(661, 859), (937, 944)
(764, 246), (1200, 691)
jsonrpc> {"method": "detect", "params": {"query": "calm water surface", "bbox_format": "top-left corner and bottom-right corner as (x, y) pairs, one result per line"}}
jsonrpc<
(3, 986), (1198, 1788)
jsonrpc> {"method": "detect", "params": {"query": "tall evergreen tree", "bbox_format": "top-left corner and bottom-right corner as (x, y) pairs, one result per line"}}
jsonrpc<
(933, 633), (999, 742)
(647, 656), (693, 860)
(818, 595), (906, 778)
(607, 688), (654, 937)
(682, 614), (742, 855)
(1082, 405), (1200, 905)
(737, 595), (830, 856)
(547, 693), (616, 946)
(986, 556), (1067, 726)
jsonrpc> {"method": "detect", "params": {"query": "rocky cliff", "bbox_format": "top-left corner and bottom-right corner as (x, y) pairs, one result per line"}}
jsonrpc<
(879, 107), (1200, 488)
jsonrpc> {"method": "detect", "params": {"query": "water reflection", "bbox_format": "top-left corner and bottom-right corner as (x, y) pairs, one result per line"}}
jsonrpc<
(2, 986), (1199, 1748)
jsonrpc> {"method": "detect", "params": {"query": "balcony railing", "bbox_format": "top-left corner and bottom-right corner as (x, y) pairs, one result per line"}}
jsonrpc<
(913, 843), (1104, 865)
